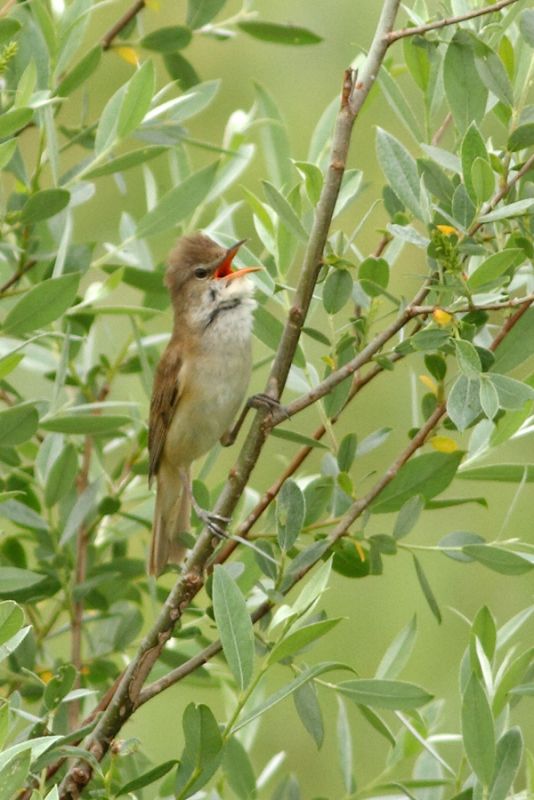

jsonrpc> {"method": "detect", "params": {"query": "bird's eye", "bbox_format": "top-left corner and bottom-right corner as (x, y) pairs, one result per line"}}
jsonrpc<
(194, 267), (208, 279)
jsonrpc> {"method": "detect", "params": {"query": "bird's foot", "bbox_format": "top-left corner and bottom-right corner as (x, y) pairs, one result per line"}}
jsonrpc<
(247, 392), (289, 420)
(194, 507), (231, 540)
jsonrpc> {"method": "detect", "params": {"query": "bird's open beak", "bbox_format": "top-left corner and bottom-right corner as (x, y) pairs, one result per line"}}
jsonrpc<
(214, 239), (262, 281)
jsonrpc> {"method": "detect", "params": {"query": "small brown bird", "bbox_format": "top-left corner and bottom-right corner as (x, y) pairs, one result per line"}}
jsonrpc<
(148, 233), (261, 576)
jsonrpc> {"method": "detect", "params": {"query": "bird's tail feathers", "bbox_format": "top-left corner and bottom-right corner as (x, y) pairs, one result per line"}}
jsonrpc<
(149, 466), (190, 577)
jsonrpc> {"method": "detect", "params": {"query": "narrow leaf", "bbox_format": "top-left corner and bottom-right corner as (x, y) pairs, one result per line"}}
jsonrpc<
(212, 566), (254, 690)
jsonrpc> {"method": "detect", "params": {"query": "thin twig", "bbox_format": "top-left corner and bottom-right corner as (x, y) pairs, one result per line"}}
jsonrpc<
(470, 152), (534, 235)
(101, 0), (145, 50)
(0, 260), (37, 295)
(410, 294), (534, 316)
(489, 297), (534, 351)
(385, 0), (520, 44)
(431, 112), (452, 146)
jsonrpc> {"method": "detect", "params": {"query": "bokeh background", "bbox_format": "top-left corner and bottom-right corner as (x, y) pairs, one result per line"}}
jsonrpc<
(13, 0), (534, 795)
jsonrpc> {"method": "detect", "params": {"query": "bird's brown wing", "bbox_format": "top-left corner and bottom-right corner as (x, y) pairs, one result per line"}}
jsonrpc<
(148, 344), (182, 485)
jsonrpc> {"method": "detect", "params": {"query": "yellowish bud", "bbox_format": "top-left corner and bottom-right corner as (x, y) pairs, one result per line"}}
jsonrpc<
(433, 308), (453, 326)
(430, 435), (459, 454)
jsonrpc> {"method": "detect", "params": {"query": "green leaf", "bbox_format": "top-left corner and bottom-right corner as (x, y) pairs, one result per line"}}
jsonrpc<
(492, 309), (534, 372)
(475, 51), (513, 107)
(212, 565), (254, 690)
(0, 567), (46, 593)
(334, 169), (363, 217)
(0, 18), (21, 44)
(337, 697), (354, 794)
(262, 180), (308, 241)
(186, 0), (226, 29)
(403, 36), (430, 91)
(472, 606), (496, 662)
(337, 433), (357, 472)
(85, 145), (167, 178)
(438, 531), (487, 562)
(0, 500), (47, 531)
(43, 664), (76, 710)
(3, 273), (80, 337)
(462, 673), (495, 786)
(238, 20), (322, 45)
(44, 443), (78, 507)
(462, 545), (533, 576)
(447, 375), (482, 431)
(467, 249), (524, 290)
(413, 555), (442, 624)
(163, 52), (199, 90)
(508, 123), (534, 152)
(137, 162), (218, 237)
(489, 728), (523, 800)
(370, 452), (462, 513)
(393, 495), (424, 540)
(255, 83), (292, 188)
(20, 189), (70, 223)
(294, 160), (323, 205)
(222, 737), (257, 800)
(323, 269), (352, 314)
(452, 183), (476, 229)
(94, 84), (125, 155)
(0, 750), (31, 800)
(359, 257), (389, 297)
(118, 61), (155, 139)
(444, 33), (488, 133)
(271, 428), (327, 450)
(378, 66), (424, 144)
(0, 602), (24, 648)
(269, 618), (342, 664)
(233, 662), (351, 732)
(174, 703), (223, 798)
(519, 9), (534, 47)
(0, 108), (33, 138)
(40, 414), (131, 434)
(477, 198), (534, 223)
(479, 377), (499, 420)
(376, 616), (417, 680)
(338, 678), (433, 710)
(0, 139), (16, 170)
(489, 374), (534, 410)
(458, 464), (534, 483)
(277, 480), (305, 551)
(253, 305), (283, 352)
(293, 681), (324, 749)
(455, 339), (482, 377)
(471, 157), (494, 204)
(56, 46), (102, 96)
(117, 760), (178, 796)
(0, 403), (38, 446)
(141, 26), (192, 52)
(376, 128), (422, 219)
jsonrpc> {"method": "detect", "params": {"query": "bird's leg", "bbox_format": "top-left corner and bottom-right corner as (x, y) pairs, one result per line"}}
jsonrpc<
(179, 468), (230, 537)
(220, 393), (289, 447)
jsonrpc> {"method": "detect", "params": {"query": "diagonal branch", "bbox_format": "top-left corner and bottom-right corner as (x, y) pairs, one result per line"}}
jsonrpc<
(385, 0), (520, 45)
(101, 0), (145, 50)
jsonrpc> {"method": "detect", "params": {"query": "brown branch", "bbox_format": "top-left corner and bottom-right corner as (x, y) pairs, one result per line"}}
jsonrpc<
(0, 260), (37, 295)
(410, 294), (534, 316)
(268, 281), (429, 427)
(101, 0), (145, 50)
(489, 297), (534, 351)
(431, 112), (452, 147)
(385, 0), (520, 44)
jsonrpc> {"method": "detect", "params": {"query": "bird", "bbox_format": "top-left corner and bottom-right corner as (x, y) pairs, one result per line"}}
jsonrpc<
(148, 232), (261, 576)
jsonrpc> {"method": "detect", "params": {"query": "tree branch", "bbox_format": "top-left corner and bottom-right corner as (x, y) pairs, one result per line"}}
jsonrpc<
(101, 0), (145, 50)
(385, 0), (520, 45)
(409, 294), (534, 316)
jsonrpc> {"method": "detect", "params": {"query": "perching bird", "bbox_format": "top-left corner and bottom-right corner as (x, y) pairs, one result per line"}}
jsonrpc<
(148, 233), (260, 576)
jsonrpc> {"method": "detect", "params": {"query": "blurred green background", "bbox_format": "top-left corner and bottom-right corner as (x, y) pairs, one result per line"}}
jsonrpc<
(20, 0), (534, 795)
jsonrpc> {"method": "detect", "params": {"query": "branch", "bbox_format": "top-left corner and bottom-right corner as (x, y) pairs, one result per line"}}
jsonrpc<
(385, 0), (520, 44)
(268, 281), (429, 427)
(0, 260), (37, 295)
(410, 294), (534, 316)
(101, 0), (145, 50)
